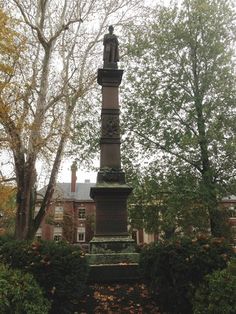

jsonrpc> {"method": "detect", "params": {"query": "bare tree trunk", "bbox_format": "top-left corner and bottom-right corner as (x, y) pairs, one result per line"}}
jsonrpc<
(14, 158), (26, 240)
(28, 97), (75, 239)
(29, 136), (65, 239)
(15, 162), (37, 239)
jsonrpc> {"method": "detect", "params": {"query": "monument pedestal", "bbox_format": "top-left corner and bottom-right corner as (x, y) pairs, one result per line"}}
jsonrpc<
(87, 239), (140, 282)
(90, 235), (136, 254)
(89, 233), (138, 265)
(87, 184), (140, 282)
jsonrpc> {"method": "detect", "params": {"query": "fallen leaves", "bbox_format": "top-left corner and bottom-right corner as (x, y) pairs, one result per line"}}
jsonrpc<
(76, 282), (161, 313)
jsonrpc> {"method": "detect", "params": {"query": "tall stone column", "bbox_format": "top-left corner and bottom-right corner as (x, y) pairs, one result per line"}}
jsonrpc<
(90, 69), (132, 237)
(88, 27), (139, 277)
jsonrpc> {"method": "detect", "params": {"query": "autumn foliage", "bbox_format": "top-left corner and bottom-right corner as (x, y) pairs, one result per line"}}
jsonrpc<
(77, 282), (161, 313)
(0, 184), (16, 234)
(0, 8), (23, 76)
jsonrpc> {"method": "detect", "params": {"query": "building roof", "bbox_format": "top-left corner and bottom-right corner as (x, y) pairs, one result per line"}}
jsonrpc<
(38, 182), (96, 202)
(221, 195), (236, 203)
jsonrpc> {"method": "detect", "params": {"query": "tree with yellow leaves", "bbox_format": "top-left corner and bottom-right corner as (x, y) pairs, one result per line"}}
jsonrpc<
(0, 183), (16, 235)
(0, 8), (21, 75)
(0, 0), (142, 240)
(0, 8), (21, 235)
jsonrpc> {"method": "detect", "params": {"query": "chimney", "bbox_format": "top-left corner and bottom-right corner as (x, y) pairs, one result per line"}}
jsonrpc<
(71, 161), (77, 193)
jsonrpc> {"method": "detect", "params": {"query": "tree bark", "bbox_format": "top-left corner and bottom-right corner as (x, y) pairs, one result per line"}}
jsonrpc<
(14, 36), (52, 239)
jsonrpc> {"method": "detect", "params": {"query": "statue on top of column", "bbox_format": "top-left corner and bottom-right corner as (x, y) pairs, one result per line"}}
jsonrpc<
(103, 25), (119, 69)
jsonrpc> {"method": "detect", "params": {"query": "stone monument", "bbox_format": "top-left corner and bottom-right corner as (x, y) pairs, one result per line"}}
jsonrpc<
(88, 26), (139, 281)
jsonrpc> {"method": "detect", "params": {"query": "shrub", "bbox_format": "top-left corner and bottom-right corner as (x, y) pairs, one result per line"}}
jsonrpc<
(140, 236), (234, 314)
(0, 240), (89, 314)
(193, 261), (236, 314)
(0, 263), (50, 314)
(0, 234), (14, 246)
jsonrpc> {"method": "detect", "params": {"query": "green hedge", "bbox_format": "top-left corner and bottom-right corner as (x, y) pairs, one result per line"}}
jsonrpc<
(0, 263), (50, 314)
(140, 236), (234, 314)
(193, 260), (236, 314)
(0, 240), (89, 314)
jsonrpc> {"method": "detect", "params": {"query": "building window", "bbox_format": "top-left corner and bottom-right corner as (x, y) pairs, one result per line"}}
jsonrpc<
(132, 230), (138, 244)
(78, 233), (85, 242)
(54, 206), (64, 220)
(229, 206), (236, 217)
(231, 226), (236, 238)
(77, 227), (85, 242)
(54, 235), (62, 241)
(78, 208), (86, 219)
(53, 226), (62, 241)
(35, 227), (42, 240)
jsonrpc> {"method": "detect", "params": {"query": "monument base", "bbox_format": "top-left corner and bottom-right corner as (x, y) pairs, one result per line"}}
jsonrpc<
(90, 235), (136, 253)
(87, 235), (140, 282)
(87, 263), (140, 283)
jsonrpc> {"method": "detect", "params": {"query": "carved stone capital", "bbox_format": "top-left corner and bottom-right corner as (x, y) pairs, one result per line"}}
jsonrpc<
(97, 168), (126, 184)
(97, 68), (123, 87)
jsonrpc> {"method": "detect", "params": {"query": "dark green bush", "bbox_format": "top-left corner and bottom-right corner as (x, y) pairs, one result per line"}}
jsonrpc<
(0, 234), (14, 246)
(0, 263), (50, 314)
(140, 236), (234, 314)
(193, 261), (236, 314)
(0, 240), (89, 314)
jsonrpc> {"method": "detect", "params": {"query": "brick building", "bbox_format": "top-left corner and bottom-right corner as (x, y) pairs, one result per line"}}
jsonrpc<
(220, 195), (236, 251)
(36, 163), (96, 245)
(36, 162), (236, 250)
(132, 195), (236, 249)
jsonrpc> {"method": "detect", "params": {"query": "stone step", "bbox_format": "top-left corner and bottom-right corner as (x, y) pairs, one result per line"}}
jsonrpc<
(86, 252), (139, 265)
(88, 263), (141, 283)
